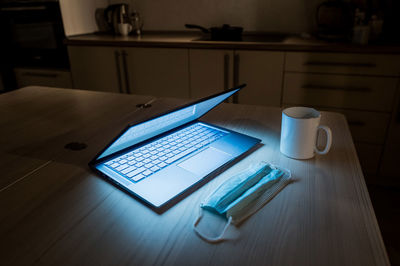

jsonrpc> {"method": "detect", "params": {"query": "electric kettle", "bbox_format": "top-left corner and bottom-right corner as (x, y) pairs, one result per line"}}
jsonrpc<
(316, 0), (352, 40)
(104, 3), (129, 34)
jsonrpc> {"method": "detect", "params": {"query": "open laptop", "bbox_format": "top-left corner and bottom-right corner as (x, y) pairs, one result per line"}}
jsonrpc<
(89, 84), (261, 210)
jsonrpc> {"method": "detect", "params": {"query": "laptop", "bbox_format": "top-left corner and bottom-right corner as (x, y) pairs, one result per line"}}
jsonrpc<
(89, 84), (261, 210)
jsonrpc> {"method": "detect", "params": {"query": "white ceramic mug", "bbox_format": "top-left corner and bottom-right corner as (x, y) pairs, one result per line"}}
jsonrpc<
(118, 23), (132, 36)
(280, 107), (332, 159)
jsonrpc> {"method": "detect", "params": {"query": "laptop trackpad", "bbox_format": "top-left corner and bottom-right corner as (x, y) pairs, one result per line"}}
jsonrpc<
(178, 147), (233, 176)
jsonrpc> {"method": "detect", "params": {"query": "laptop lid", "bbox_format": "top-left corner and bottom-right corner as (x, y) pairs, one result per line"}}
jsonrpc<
(91, 84), (246, 163)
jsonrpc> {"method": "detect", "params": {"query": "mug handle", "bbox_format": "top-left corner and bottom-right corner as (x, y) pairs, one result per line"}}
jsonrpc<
(314, 125), (332, 155)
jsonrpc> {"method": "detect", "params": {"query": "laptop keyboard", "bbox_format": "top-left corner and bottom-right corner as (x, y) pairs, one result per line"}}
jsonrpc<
(104, 123), (228, 182)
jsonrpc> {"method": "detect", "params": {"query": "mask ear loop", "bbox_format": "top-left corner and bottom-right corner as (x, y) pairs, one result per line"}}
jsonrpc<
(193, 207), (232, 243)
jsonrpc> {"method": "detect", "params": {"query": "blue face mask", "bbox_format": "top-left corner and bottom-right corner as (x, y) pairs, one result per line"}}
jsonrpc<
(193, 162), (291, 243)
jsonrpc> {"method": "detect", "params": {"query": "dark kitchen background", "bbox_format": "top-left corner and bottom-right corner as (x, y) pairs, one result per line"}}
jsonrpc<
(0, 0), (399, 264)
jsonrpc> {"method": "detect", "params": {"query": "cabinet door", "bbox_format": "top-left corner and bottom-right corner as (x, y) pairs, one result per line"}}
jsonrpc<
(189, 49), (234, 99)
(236, 51), (284, 106)
(68, 46), (123, 93)
(379, 89), (400, 180)
(125, 47), (189, 98)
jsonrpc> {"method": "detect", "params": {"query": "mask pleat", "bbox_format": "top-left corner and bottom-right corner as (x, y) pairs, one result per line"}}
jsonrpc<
(202, 162), (273, 214)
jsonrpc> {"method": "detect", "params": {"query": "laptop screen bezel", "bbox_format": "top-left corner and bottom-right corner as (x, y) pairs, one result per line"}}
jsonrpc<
(89, 84), (246, 166)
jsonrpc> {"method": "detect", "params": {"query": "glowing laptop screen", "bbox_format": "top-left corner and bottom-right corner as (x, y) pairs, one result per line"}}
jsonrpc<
(96, 88), (239, 160)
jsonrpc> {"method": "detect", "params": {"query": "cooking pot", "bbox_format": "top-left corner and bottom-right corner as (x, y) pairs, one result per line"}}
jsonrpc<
(185, 24), (243, 41)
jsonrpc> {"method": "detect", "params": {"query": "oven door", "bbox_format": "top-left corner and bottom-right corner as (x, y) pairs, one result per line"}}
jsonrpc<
(0, 1), (69, 68)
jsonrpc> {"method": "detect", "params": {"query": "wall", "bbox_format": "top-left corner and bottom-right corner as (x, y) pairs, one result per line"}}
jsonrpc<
(60, 0), (108, 36)
(110, 0), (322, 34)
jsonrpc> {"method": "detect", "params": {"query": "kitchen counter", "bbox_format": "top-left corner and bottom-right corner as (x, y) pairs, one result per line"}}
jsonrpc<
(66, 31), (400, 54)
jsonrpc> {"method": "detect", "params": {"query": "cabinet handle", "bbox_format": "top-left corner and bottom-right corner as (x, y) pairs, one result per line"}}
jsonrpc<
(223, 54), (230, 91)
(114, 50), (124, 93)
(397, 105), (400, 124)
(121, 50), (131, 94)
(223, 54), (230, 103)
(1, 6), (47, 11)
(302, 85), (371, 92)
(233, 54), (240, 104)
(22, 72), (58, 78)
(348, 120), (366, 126)
(303, 61), (376, 68)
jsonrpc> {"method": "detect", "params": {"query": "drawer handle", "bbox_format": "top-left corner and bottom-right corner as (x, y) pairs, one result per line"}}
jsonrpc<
(304, 61), (376, 68)
(1, 6), (47, 11)
(348, 120), (366, 126)
(22, 72), (58, 78)
(302, 85), (371, 92)
(397, 106), (400, 124)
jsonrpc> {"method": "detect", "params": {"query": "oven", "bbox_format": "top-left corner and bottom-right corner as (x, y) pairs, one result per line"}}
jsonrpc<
(0, 0), (69, 91)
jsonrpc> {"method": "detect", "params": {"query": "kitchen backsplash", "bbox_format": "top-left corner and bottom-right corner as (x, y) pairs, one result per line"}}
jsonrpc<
(109, 0), (322, 34)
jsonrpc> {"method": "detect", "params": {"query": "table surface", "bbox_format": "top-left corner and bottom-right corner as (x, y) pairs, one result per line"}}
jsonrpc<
(0, 87), (389, 266)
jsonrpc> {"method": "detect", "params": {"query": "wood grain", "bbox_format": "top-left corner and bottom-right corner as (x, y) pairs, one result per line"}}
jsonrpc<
(0, 87), (389, 265)
(0, 86), (154, 181)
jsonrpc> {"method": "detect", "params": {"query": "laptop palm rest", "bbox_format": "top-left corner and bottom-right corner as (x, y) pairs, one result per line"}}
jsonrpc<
(178, 147), (233, 176)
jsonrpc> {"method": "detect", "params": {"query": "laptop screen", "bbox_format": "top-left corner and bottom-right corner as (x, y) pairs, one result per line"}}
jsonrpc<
(96, 88), (240, 160)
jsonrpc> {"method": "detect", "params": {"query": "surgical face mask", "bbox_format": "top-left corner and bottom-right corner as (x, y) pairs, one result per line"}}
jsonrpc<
(193, 162), (291, 243)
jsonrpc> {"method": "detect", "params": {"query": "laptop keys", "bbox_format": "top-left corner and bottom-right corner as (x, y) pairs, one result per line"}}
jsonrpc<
(158, 162), (167, 168)
(105, 122), (228, 183)
(116, 164), (129, 171)
(145, 163), (154, 168)
(142, 169), (152, 176)
(131, 173), (145, 182)
(121, 166), (137, 175)
(126, 167), (146, 178)
(165, 147), (196, 164)
(150, 166), (160, 172)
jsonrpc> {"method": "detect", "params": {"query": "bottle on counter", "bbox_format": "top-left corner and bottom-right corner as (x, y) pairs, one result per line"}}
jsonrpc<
(369, 15), (383, 42)
(130, 11), (143, 36)
(352, 8), (369, 45)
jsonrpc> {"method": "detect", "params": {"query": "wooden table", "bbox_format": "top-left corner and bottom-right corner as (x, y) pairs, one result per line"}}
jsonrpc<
(0, 87), (389, 265)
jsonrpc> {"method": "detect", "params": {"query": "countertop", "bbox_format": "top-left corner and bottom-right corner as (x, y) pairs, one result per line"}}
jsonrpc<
(66, 31), (400, 54)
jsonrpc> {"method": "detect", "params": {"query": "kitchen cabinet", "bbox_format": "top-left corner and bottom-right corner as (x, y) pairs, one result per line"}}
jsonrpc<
(68, 46), (122, 93)
(124, 47), (189, 98)
(283, 52), (400, 180)
(236, 51), (284, 106)
(68, 46), (189, 98)
(189, 49), (284, 106)
(14, 67), (73, 89)
(379, 88), (400, 183)
(189, 49), (233, 99)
